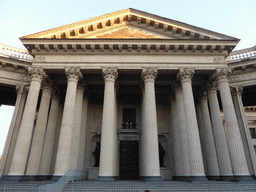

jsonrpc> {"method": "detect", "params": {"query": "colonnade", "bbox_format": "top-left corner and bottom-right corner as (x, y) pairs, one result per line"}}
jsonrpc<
(2, 66), (254, 182)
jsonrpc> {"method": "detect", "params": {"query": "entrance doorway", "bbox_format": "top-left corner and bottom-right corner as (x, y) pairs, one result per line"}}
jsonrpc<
(119, 141), (139, 180)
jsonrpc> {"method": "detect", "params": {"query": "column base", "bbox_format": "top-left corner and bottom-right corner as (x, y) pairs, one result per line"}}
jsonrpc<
(172, 176), (191, 182)
(233, 175), (255, 182)
(206, 175), (220, 180)
(141, 176), (163, 182)
(190, 176), (208, 182)
(217, 175), (234, 181)
(1, 175), (52, 182)
(51, 175), (62, 181)
(96, 176), (118, 182)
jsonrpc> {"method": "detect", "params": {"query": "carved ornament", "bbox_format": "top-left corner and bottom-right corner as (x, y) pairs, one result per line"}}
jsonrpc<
(141, 67), (157, 81)
(96, 27), (162, 39)
(65, 67), (83, 81)
(28, 67), (47, 82)
(230, 86), (243, 97)
(177, 68), (195, 82)
(102, 67), (118, 81)
(213, 67), (232, 84)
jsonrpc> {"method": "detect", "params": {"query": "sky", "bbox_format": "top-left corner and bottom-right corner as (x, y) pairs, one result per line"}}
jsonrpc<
(0, 0), (256, 154)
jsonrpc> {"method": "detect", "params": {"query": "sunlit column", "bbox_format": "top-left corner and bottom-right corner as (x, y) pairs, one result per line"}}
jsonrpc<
(172, 83), (190, 180)
(169, 94), (181, 177)
(177, 68), (206, 181)
(207, 84), (233, 180)
(77, 94), (89, 170)
(97, 67), (118, 182)
(26, 82), (53, 175)
(0, 86), (27, 176)
(54, 67), (82, 176)
(39, 89), (60, 175)
(70, 82), (87, 169)
(231, 86), (256, 176)
(214, 68), (251, 180)
(9, 67), (47, 176)
(200, 91), (220, 179)
(140, 67), (162, 182)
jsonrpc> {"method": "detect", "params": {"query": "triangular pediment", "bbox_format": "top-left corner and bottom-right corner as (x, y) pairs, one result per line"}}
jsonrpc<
(20, 8), (238, 41)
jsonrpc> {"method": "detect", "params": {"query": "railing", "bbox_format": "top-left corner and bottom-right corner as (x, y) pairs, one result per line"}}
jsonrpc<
(0, 43), (33, 61)
(227, 46), (256, 61)
(38, 169), (88, 192)
(122, 122), (137, 129)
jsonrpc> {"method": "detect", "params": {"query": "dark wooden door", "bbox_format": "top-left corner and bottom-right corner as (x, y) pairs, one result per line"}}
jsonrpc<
(119, 141), (139, 180)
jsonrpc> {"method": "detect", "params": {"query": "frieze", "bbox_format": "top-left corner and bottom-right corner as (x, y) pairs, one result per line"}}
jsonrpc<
(213, 57), (225, 63)
(35, 56), (46, 62)
(229, 71), (256, 83)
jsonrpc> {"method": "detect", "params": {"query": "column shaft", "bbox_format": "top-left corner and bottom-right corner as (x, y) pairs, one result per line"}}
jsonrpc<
(26, 84), (52, 175)
(54, 68), (82, 175)
(200, 94), (220, 178)
(77, 95), (89, 170)
(215, 68), (250, 178)
(9, 68), (46, 176)
(208, 87), (233, 178)
(173, 85), (190, 179)
(170, 94), (182, 177)
(231, 87), (256, 176)
(0, 86), (27, 176)
(98, 67), (118, 181)
(140, 68), (161, 181)
(177, 68), (205, 179)
(70, 84), (85, 169)
(39, 91), (60, 175)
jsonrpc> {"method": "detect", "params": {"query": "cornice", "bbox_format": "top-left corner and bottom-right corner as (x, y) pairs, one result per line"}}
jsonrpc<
(22, 39), (236, 55)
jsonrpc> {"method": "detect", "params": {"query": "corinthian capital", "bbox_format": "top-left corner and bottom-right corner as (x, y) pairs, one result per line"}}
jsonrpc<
(102, 67), (118, 82)
(231, 86), (243, 98)
(212, 67), (232, 84)
(28, 67), (47, 82)
(16, 85), (28, 97)
(177, 68), (195, 82)
(65, 67), (83, 82)
(141, 67), (157, 82)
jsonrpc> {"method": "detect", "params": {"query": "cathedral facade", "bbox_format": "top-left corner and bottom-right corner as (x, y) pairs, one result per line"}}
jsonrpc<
(0, 9), (256, 182)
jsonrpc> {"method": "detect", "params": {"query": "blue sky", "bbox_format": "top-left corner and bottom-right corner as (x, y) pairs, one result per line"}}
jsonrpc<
(0, 0), (256, 154)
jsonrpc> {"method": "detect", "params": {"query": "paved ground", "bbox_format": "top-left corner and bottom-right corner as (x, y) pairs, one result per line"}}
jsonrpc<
(1, 180), (256, 191)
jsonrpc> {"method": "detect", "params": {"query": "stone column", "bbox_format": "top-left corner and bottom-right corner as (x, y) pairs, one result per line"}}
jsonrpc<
(97, 67), (118, 182)
(54, 68), (82, 176)
(77, 94), (89, 170)
(200, 91), (220, 179)
(26, 82), (53, 176)
(9, 67), (47, 176)
(196, 102), (208, 174)
(140, 67), (161, 181)
(214, 68), (251, 180)
(207, 84), (233, 180)
(177, 68), (206, 181)
(231, 86), (256, 176)
(0, 86), (27, 177)
(172, 84), (190, 180)
(140, 84), (146, 177)
(39, 89), (60, 176)
(70, 83), (86, 170)
(169, 93), (182, 178)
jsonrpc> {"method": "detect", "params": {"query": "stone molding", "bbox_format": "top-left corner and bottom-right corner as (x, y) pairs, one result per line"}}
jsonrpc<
(141, 67), (157, 82)
(102, 67), (118, 82)
(176, 68), (194, 82)
(65, 67), (83, 82)
(28, 67), (47, 82)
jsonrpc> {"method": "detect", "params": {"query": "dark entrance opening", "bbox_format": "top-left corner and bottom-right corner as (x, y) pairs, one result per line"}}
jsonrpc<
(119, 140), (139, 180)
(122, 108), (137, 129)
